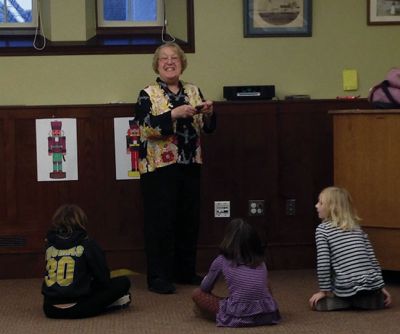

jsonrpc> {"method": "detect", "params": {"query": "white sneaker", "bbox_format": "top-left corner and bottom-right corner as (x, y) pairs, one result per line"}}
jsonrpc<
(108, 293), (131, 309)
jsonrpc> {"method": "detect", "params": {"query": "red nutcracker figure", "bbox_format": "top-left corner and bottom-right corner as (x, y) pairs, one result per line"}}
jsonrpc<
(48, 120), (66, 179)
(126, 119), (140, 178)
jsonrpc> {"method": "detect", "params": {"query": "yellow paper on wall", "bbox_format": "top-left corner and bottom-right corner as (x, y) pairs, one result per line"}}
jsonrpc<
(342, 69), (358, 91)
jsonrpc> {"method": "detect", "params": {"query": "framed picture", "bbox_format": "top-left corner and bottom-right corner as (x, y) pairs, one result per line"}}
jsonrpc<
(368, 0), (400, 25)
(244, 0), (312, 37)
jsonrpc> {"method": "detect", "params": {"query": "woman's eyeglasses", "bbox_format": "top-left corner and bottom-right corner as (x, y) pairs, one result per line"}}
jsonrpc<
(159, 56), (180, 63)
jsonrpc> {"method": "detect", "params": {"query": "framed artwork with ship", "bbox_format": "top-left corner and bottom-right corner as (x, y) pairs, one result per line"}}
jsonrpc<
(367, 0), (400, 25)
(244, 0), (312, 37)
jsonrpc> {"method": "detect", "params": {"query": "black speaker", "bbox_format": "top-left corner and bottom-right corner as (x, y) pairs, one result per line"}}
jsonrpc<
(223, 85), (275, 100)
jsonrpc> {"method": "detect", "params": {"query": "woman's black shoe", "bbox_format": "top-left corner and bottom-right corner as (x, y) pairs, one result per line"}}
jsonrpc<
(148, 278), (176, 294)
(174, 274), (204, 285)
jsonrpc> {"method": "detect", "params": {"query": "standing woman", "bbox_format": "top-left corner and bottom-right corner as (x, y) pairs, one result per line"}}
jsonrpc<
(135, 42), (216, 294)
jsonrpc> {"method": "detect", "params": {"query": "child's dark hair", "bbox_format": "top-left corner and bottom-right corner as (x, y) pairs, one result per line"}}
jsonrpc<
(52, 204), (87, 236)
(219, 218), (265, 267)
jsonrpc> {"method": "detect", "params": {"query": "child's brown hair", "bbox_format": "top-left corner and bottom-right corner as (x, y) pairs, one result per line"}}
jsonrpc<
(52, 204), (88, 236)
(219, 218), (265, 267)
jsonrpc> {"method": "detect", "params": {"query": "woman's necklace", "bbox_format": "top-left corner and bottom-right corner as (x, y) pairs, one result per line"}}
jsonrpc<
(167, 84), (180, 95)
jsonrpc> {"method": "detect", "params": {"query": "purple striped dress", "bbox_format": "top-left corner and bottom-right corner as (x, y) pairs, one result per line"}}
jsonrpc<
(200, 255), (281, 327)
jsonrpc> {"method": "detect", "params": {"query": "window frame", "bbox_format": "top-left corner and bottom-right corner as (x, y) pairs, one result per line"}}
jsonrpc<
(0, 0), (37, 28)
(0, 0), (194, 56)
(97, 0), (163, 28)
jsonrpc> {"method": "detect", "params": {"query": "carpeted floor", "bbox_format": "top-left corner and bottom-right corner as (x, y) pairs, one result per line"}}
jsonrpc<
(1, 270), (399, 334)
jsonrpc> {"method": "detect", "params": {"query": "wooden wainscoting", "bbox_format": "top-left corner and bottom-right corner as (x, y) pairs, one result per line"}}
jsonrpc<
(0, 99), (371, 278)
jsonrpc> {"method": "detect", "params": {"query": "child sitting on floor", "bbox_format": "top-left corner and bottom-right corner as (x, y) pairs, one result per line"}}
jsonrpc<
(192, 218), (281, 327)
(41, 204), (131, 318)
(309, 186), (391, 311)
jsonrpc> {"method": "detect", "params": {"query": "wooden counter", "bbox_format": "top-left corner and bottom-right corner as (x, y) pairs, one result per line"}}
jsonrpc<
(332, 109), (400, 270)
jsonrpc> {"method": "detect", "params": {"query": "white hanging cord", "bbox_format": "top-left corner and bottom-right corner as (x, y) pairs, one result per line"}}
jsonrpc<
(33, 0), (46, 50)
(161, 0), (175, 43)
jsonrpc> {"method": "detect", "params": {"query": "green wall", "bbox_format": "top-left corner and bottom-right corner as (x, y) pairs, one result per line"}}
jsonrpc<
(2, 0), (400, 105)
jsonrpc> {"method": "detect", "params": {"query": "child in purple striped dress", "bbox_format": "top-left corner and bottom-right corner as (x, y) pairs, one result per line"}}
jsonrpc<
(192, 218), (281, 327)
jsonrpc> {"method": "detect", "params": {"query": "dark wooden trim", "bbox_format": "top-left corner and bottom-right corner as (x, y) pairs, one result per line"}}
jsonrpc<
(186, 0), (195, 52)
(0, 0), (195, 56)
(0, 36), (193, 56)
(95, 27), (163, 36)
(4, 117), (17, 225)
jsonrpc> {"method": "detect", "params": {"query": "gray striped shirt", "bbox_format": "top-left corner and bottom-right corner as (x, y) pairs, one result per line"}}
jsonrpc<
(315, 221), (385, 297)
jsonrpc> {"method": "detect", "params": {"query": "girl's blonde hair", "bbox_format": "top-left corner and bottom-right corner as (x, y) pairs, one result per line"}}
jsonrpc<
(52, 204), (87, 236)
(320, 186), (361, 230)
(152, 42), (187, 74)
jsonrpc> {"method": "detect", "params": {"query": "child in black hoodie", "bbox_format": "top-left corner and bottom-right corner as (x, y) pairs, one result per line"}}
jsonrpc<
(42, 204), (131, 318)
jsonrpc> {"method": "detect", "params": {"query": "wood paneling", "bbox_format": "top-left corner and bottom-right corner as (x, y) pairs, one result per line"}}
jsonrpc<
(0, 99), (371, 278)
(199, 101), (278, 247)
(364, 227), (400, 271)
(0, 105), (141, 278)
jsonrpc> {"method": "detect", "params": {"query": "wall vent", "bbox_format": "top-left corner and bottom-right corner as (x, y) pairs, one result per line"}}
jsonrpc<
(0, 236), (27, 248)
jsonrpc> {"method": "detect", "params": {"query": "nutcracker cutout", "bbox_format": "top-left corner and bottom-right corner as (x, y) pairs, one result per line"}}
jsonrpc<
(126, 119), (140, 178)
(48, 120), (66, 179)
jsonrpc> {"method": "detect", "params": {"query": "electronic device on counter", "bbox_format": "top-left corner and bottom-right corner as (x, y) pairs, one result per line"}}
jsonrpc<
(284, 95), (311, 100)
(223, 85), (275, 101)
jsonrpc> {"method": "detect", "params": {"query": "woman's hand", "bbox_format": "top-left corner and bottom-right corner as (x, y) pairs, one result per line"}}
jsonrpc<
(197, 100), (213, 116)
(309, 291), (328, 309)
(170, 101), (214, 120)
(171, 104), (197, 120)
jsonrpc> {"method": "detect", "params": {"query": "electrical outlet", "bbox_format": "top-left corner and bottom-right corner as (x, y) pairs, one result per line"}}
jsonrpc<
(214, 201), (230, 218)
(286, 199), (296, 216)
(248, 200), (264, 216)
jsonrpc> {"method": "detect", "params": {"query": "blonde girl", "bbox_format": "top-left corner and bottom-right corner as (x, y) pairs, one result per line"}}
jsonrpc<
(309, 187), (391, 311)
